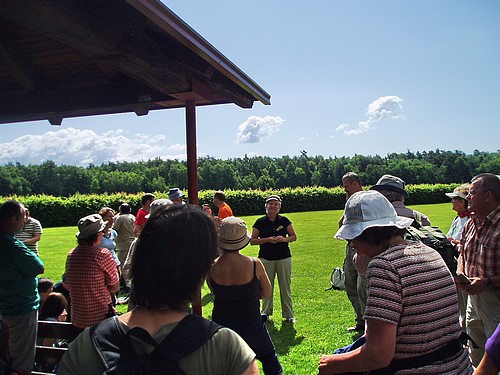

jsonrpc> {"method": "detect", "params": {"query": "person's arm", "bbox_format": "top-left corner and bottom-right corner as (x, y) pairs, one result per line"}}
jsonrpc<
(338, 214), (345, 228)
(112, 217), (121, 231)
(107, 280), (120, 293)
(255, 259), (272, 299)
(24, 233), (41, 245)
(103, 252), (120, 292)
(133, 224), (142, 237)
(242, 360), (260, 375)
(474, 353), (498, 375)
(122, 241), (136, 287)
(462, 275), (500, 295)
(318, 319), (397, 374)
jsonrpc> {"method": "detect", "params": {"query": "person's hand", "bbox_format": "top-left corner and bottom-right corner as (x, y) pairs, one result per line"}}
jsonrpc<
(353, 253), (370, 275)
(318, 355), (335, 374)
(275, 236), (287, 243)
(463, 277), (488, 295)
(267, 236), (279, 244)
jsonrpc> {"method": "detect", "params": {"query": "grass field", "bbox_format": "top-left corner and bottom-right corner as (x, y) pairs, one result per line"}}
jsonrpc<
(37, 203), (456, 374)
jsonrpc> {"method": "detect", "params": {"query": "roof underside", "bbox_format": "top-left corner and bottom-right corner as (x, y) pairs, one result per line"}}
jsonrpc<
(0, 0), (270, 125)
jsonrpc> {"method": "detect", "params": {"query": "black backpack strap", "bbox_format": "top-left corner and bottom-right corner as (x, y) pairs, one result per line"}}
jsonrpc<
(90, 316), (128, 370)
(91, 314), (222, 373)
(154, 314), (222, 362)
(412, 211), (423, 228)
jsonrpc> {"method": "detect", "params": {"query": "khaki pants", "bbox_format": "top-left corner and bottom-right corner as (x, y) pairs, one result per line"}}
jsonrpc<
(343, 244), (367, 326)
(261, 257), (294, 319)
(2, 309), (38, 372)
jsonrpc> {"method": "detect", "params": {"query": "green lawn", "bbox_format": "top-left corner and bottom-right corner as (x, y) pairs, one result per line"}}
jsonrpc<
(37, 203), (456, 374)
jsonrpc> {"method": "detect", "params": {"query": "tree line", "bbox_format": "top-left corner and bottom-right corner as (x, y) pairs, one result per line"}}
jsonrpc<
(0, 149), (498, 197)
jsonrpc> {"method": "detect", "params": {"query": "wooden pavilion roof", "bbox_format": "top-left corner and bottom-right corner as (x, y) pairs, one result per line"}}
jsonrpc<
(0, 0), (271, 125)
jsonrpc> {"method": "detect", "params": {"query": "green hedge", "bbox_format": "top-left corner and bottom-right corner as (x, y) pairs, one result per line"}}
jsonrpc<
(3, 184), (459, 228)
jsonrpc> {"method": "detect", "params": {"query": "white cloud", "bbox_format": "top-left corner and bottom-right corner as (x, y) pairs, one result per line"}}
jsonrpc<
(0, 127), (186, 166)
(335, 123), (350, 132)
(298, 133), (319, 142)
(338, 95), (405, 136)
(236, 116), (284, 144)
(366, 95), (405, 121)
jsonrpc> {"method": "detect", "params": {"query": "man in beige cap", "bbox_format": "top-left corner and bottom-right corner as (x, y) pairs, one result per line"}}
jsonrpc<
(445, 184), (471, 245)
(64, 214), (120, 328)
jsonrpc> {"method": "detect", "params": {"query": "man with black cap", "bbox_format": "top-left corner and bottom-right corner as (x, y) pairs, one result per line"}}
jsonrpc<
(370, 174), (431, 226)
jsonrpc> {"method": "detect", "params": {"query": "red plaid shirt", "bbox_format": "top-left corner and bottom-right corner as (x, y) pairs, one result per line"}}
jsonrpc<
(65, 244), (119, 328)
(461, 206), (500, 278)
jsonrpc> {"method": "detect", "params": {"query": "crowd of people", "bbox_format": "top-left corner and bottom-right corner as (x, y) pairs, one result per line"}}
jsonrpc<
(0, 173), (498, 374)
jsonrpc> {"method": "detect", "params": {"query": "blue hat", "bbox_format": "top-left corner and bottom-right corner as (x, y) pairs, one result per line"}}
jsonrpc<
(168, 188), (185, 200)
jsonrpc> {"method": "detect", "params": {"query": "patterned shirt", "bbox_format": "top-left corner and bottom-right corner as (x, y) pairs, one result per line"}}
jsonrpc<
(461, 206), (500, 278)
(15, 217), (43, 254)
(65, 244), (119, 329)
(364, 241), (472, 373)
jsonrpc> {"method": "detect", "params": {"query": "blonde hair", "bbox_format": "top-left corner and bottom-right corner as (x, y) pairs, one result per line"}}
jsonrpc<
(98, 207), (114, 218)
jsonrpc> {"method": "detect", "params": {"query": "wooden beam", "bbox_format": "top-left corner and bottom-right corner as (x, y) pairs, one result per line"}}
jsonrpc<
(0, 80), (175, 124)
(0, 24), (38, 91)
(0, 0), (192, 95)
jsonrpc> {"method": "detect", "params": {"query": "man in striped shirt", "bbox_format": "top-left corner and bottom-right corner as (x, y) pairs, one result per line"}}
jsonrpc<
(15, 207), (42, 255)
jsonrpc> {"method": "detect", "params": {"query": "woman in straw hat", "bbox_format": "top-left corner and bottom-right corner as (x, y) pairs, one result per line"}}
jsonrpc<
(319, 190), (472, 374)
(208, 216), (283, 375)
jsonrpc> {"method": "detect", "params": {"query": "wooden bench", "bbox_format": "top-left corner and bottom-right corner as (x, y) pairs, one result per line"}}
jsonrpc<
(32, 321), (82, 375)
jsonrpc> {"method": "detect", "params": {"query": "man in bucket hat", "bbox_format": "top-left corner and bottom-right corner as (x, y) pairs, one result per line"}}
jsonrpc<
(370, 174), (431, 226)
(168, 188), (185, 205)
(65, 214), (120, 329)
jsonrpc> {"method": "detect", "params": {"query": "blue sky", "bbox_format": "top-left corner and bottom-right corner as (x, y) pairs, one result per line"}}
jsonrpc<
(1, 0), (499, 166)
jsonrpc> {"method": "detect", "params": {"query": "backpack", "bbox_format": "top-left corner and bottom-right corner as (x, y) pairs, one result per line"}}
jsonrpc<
(90, 315), (222, 375)
(404, 212), (457, 275)
(326, 267), (345, 291)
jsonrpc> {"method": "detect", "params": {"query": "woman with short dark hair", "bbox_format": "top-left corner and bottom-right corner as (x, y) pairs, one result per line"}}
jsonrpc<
(251, 195), (297, 324)
(59, 205), (259, 375)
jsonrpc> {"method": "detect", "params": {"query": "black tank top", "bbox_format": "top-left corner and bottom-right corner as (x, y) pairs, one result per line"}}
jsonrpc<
(210, 259), (260, 318)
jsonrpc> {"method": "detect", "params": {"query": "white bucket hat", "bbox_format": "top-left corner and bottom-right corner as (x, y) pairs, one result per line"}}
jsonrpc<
(145, 199), (173, 218)
(218, 216), (251, 251)
(76, 214), (107, 239)
(335, 190), (414, 241)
